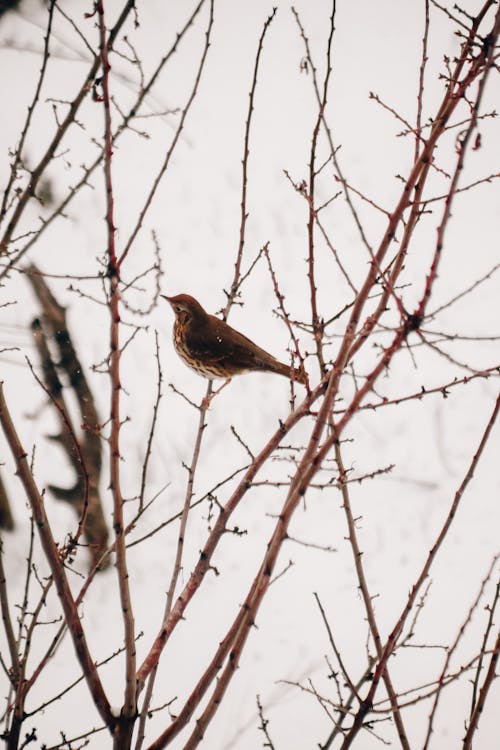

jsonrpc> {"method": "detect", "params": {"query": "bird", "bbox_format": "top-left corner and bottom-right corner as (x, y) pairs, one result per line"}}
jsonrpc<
(162, 294), (306, 392)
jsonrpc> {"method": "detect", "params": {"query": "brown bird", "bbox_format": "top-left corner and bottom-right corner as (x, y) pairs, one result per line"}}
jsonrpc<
(163, 294), (306, 390)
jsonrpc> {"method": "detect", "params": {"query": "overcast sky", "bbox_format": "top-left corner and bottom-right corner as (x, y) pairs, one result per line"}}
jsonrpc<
(1, 2), (499, 748)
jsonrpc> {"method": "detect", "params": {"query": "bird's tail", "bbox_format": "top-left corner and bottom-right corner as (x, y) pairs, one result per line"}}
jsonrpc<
(290, 364), (308, 385)
(271, 360), (307, 385)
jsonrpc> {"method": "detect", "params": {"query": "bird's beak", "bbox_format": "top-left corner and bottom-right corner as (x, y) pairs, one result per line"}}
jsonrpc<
(160, 294), (173, 306)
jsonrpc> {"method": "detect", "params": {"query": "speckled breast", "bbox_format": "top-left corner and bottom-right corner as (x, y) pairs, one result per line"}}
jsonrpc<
(172, 321), (226, 379)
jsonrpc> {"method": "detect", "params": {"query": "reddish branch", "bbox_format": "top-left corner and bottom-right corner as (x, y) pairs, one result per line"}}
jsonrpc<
(96, 0), (136, 740)
(263, 242), (307, 387)
(118, 0), (215, 266)
(135, 391), (211, 745)
(339, 391), (500, 748)
(292, 6), (373, 261)
(1, 2), (498, 748)
(0, 1), (56, 224)
(469, 573), (500, 721)
(344, 367), (500, 415)
(0, 537), (18, 681)
(422, 555), (500, 749)
(306, 3), (335, 375)
(144, 365), (341, 747)
(135, 3), (218, 744)
(0, 0), (136, 255)
(147, 5), (500, 744)
(0, 383), (113, 729)
(139, 10), (280, 745)
(224, 6), (277, 316)
(463, 621), (500, 747)
(414, 17), (497, 322)
(135, 379), (324, 690)
(415, 0), (430, 162)
(0, 0), (206, 281)
(154, 1), (274, 654)
(344, 3), (498, 367)
(335, 440), (410, 749)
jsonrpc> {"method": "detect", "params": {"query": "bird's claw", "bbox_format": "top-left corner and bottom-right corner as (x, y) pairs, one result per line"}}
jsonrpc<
(200, 378), (232, 411)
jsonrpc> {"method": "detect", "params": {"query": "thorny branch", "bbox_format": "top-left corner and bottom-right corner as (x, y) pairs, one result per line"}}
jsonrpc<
(96, 0), (136, 739)
(0, 383), (114, 729)
(0, 2), (499, 749)
(0, 0), (136, 255)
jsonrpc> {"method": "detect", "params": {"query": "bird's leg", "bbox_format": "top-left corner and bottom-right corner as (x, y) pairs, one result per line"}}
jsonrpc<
(213, 377), (232, 397)
(201, 378), (232, 410)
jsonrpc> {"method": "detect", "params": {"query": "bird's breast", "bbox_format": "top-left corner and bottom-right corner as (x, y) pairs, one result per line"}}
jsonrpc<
(172, 320), (227, 378)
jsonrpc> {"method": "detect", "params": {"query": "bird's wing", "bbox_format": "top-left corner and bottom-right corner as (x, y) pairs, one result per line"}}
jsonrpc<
(186, 315), (278, 371)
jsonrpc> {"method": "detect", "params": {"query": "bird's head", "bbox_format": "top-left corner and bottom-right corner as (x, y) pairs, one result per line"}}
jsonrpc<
(162, 294), (206, 324)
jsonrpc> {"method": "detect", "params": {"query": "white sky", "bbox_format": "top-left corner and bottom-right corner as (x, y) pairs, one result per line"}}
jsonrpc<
(1, 1), (499, 748)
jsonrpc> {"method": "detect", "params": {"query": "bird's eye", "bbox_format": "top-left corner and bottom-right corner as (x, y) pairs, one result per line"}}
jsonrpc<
(175, 305), (181, 313)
